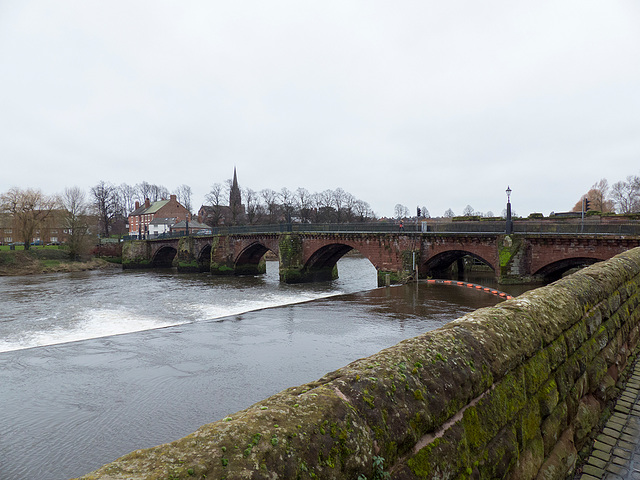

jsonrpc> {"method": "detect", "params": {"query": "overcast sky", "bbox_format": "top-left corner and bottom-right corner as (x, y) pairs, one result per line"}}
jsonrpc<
(1, 1), (639, 218)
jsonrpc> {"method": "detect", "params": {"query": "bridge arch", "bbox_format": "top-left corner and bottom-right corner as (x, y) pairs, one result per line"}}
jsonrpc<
(235, 241), (274, 275)
(197, 244), (212, 272)
(533, 257), (601, 282)
(302, 243), (355, 282)
(422, 249), (495, 279)
(152, 246), (177, 268)
(296, 241), (381, 283)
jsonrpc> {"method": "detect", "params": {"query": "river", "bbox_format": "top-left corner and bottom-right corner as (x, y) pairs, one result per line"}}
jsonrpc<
(0, 257), (514, 479)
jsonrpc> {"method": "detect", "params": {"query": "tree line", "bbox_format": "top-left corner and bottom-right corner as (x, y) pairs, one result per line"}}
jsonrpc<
(205, 181), (376, 226)
(0, 181), (193, 256)
(0, 180), (377, 256)
(572, 176), (640, 214)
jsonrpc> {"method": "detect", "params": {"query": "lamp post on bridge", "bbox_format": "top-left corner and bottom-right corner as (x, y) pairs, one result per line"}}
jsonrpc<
(505, 186), (513, 235)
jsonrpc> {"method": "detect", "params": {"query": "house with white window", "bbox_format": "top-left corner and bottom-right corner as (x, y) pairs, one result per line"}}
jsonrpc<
(148, 217), (176, 238)
(128, 195), (190, 239)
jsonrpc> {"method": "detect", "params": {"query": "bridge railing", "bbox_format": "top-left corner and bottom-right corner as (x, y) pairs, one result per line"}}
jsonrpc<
(127, 221), (640, 240)
(513, 223), (640, 235)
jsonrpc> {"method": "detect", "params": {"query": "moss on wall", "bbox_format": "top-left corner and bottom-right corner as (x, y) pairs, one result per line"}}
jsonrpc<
(210, 235), (236, 275)
(121, 241), (152, 269)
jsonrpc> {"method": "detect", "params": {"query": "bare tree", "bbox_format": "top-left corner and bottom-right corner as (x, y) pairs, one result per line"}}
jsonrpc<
(91, 181), (119, 237)
(261, 189), (279, 223)
(572, 178), (615, 213)
(61, 187), (91, 259)
(0, 187), (58, 249)
(590, 178), (613, 212)
(315, 190), (336, 222)
(136, 182), (153, 202)
(174, 184), (193, 213)
(421, 206), (430, 218)
(119, 183), (138, 216)
(353, 199), (375, 222)
(243, 188), (262, 225)
(463, 205), (475, 216)
(295, 188), (313, 223)
(611, 176), (640, 213)
(135, 182), (169, 202)
(394, 204), (409, 219)
(150, 184), (170, 202)
(204, 183), (225, 226)
(279, 187), (296, 223)
(341, 191), (357, 223)
(444, 208), (455, 218)
(332, 188), (348, 223)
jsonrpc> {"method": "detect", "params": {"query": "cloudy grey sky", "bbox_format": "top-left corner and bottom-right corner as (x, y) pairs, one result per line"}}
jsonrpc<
(1, 1), (639, 218)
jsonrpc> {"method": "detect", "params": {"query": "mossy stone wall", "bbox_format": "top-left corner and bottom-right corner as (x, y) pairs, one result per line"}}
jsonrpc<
(278, 234), (305, 282)
(77, 248), (640, 480)
(121, 240), (152, 269)
(209, 235), (237, 275)
(175, 237), (199, 273)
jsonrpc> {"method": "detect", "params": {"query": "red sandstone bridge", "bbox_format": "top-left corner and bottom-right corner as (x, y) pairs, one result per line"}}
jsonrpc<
(121, 221), (640, 285)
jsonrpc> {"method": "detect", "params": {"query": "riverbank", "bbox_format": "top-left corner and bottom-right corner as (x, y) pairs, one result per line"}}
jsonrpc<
(0, 248), (120, 276)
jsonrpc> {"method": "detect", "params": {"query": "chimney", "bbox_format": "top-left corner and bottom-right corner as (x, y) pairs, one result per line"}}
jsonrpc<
(145, 198), (151, 208)
(170, 194), (177, 202)
(135, 201), (140, 209)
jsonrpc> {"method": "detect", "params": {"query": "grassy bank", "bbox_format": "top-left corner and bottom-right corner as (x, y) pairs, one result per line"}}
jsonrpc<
(0, 247), (120, 276)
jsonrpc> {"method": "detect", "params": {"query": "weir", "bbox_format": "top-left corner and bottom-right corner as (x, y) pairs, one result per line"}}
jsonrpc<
(78, 247), (640, 479)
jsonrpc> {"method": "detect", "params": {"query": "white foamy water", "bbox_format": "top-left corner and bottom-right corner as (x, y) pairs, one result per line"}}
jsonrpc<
(0, 308), (179, 353)
(191, 291), (339, 320)
(0, 258), (378, 353)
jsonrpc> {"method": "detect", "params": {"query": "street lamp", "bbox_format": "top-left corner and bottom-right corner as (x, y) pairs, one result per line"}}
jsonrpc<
(505, 186), (513, 235)
(185, 213), (189, 237)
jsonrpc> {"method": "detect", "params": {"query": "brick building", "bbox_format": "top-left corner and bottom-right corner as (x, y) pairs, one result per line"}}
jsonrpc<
(0, 210), (76, 245)
(128, 195), (190, 239)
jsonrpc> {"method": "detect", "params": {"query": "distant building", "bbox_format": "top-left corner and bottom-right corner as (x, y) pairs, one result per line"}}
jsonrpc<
(0, 210), (81, 245)
(171, 219), (211, 235)
(198, 168), (246, 226)
(0, 213), (14, 245)
(229, 167), (244, 212)
(128, 195), (190, 239)
(148, 217), (176, 238)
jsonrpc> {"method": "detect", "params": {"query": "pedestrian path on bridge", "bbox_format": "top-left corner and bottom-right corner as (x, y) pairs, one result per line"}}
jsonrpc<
(579, 359), (640, 480)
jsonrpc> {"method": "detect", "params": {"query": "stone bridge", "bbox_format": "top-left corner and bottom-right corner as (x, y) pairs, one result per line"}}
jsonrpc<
(121, 231), (640, 285)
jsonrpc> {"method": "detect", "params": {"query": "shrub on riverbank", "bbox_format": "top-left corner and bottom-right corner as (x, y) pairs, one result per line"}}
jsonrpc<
(0, 248), (120, 275)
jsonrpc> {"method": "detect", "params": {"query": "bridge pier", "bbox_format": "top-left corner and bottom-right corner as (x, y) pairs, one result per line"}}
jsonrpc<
(209, 236), (237, 275)
(121, 240), (153, 269)
(173, 237), (199, 273)
(497, 234), (533, 284)
(377, 248), (420, 286)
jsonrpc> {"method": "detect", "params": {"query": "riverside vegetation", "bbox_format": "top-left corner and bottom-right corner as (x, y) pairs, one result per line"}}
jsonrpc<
(0, 245), (120, 276)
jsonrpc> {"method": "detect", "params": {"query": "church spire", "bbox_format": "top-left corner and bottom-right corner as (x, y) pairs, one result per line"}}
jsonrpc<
(229, 167), (241, 211)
